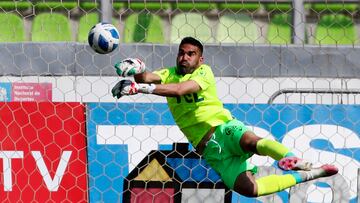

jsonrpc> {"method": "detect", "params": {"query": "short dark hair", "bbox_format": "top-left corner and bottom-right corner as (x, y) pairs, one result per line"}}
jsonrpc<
(179, 37), (203, 55)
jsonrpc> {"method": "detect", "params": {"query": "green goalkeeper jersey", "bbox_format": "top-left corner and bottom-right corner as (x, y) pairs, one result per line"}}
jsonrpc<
(153, 64), (233, 147)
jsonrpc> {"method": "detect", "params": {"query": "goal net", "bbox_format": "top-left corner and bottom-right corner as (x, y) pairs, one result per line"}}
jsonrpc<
(0, 1), (359, 202)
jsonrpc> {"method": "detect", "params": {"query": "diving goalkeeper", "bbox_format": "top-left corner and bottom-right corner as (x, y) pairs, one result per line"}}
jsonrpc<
(111, 37), (338, 197)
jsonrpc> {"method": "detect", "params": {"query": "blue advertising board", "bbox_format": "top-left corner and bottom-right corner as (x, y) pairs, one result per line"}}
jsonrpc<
(87, 103), (360, 202)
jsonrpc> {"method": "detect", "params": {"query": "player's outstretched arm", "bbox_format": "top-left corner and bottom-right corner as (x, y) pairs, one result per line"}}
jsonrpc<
(152, 81), (200, 97)
(112, 58), (201, 98)
(134, 72), (161, 84)
(112, 79), (201, 99)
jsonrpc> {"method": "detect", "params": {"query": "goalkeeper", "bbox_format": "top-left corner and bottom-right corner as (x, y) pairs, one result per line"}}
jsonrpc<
(111, 37), (338, 197)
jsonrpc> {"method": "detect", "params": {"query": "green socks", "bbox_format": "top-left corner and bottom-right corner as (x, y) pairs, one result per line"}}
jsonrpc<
(256, 168), (335, 196)
(256, 138), (295, 160)
(255, 139), (298, 196)
(256, 174), (297, 196)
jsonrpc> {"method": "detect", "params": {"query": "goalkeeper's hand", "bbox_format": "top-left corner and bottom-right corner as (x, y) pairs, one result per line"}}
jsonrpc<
(112, 80), (156, 99)
(114, 58), (146, 77)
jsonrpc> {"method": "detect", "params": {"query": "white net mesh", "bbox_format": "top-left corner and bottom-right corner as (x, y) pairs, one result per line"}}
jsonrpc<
(0, 1), (359, 202)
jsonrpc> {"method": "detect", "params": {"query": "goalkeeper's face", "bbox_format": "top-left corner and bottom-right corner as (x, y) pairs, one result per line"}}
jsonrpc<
(176, 44), (203, 75)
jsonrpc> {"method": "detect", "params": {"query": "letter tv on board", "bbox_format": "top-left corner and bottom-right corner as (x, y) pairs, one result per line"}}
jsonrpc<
(0, 102), (88, 202)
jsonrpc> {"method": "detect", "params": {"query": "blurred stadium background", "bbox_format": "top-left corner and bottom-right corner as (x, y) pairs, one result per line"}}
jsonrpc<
(0, 0), (359, 202)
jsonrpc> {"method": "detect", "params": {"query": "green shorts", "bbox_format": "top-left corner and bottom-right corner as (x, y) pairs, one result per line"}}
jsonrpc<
(202, 119), (258, 189)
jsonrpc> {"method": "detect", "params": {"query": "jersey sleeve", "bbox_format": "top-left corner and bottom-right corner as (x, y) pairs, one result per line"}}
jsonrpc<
(153, 68), (171, 84)
(189, 65), (214, 90)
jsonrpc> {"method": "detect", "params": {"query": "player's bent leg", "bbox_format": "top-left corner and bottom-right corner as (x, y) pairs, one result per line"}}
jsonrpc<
(233, 171), (299, 197)
(234, 164), (338, 197)
(278, 156), (313, 171)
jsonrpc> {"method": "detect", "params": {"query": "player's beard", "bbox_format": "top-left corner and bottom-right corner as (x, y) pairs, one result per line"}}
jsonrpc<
(176, 61), (196, 75)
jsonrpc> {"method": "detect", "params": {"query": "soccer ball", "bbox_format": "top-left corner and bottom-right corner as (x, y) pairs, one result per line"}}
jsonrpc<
(88, 22), (120, 54)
